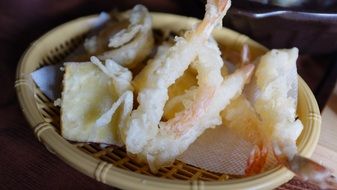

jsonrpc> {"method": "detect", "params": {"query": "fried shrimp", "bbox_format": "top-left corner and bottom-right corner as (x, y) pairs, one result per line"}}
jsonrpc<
(219, 47), (337, 188)
(123, 0), (256, 172)
(243, 48), (302, 165)
(223, 48), (302, 176)
(247, 49), (337, 188)
(240, 48), (337, 188)
(221, 95), (268, 176)
(220, 45), (269, 175)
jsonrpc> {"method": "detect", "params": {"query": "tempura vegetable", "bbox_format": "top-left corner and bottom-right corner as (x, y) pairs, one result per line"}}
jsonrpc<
(61, 57), (133, 145)
(83, 5), (154, 68)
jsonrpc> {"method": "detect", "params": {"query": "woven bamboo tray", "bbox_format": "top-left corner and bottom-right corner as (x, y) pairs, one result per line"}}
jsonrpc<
(15, 13), (321, 190)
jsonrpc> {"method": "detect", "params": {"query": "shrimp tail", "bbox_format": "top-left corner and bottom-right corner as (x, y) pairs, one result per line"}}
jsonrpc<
(195, 0), (231, 37)
(279, 154), (337, 189)
(245, 143), (268, 176)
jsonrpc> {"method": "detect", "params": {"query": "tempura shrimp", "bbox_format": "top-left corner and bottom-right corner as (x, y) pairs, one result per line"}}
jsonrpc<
(238, 48), (337, 188)
(223, 48), (301, 176)
(252, 48), (302, 159)
(221, 95), (268, 175)
(124, 0), (256, 172)
(220, 44), (268, 175)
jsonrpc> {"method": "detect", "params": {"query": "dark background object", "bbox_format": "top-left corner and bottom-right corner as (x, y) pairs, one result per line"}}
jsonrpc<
(296, 54), (337, 110)
(225, 0), (337, 54)
(245, 0), (337, 10)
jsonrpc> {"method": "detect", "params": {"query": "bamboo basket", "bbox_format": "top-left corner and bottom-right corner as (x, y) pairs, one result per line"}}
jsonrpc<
(15, 13), (321, 190)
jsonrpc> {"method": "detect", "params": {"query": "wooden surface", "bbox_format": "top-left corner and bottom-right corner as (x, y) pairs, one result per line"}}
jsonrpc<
(0, 0), (334, 189)
(312, 82), (337, 174)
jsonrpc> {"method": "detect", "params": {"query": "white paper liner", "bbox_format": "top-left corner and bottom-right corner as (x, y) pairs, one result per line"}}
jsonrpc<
(178, 126), (254, 175)
(31, 64), (62, 100)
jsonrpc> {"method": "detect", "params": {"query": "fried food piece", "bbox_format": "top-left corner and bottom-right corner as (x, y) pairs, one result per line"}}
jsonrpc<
(161, 37), (231, 121)
(83, 5), (154, 68)
(233, 48), (302, 175)
(61, 57), (133, 145)
(250, 48), (302, 158)
(221, 48), (301, 175)
(221, 95), (268, 175)
(123, 0), (255, 172)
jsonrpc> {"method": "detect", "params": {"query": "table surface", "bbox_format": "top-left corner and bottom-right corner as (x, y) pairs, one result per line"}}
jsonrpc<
(312, 82), (337, 175)
(1, 1), (336, 189)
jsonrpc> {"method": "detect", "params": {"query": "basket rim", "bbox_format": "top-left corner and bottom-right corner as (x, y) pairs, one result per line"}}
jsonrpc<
(15, 13), (321, 190)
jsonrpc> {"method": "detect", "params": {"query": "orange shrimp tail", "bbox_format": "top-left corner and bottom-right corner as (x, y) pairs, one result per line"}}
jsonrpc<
(216, 0), (228, 12)
(245, 144), (268, 176)
(272, 143), (337, 189)
(195, 0), (230, 35)
(276, 153), (337, 189)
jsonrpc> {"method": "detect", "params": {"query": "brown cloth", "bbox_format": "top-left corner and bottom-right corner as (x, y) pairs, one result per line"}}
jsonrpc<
(0, 0), (321, 189)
